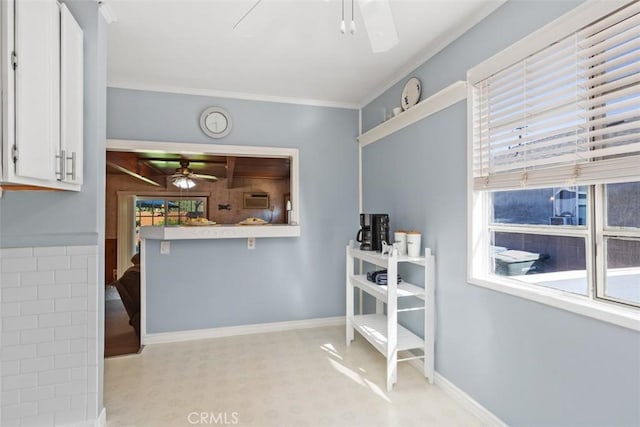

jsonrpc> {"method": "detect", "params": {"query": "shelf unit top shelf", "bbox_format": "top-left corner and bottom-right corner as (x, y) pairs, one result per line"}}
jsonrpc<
(350, 275), (425, 301)
(348, 246), (425, 267)
(351, 314), (424, 353)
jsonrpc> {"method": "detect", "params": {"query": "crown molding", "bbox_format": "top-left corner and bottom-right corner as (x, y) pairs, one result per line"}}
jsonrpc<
(97, 0), (117, 24)
(107, 81), (359, 110)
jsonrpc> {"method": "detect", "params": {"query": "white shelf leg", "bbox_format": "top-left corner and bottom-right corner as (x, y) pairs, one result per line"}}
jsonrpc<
(358, 260), (364, 315)
(346, 245), (354, 345)
(424, 248), (435, 384)
(386, 249), (398, 391)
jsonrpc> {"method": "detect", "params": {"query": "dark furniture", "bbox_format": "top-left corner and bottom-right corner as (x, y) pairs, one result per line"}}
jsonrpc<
(111, 264), (141, 338)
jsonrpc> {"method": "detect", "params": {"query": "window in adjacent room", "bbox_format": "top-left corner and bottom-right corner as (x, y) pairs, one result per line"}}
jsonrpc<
(134, 196), (207, 249)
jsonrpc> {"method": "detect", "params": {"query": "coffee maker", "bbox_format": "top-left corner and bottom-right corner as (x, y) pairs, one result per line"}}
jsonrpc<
(356, 214), (389, 251)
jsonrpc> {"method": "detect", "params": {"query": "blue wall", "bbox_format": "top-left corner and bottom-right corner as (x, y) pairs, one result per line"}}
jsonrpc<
(361, 1), (640, 426)
(107, 88), (359, 332)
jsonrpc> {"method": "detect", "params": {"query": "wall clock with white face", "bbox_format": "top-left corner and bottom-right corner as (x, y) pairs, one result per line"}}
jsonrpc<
(200, 107), (232, 138)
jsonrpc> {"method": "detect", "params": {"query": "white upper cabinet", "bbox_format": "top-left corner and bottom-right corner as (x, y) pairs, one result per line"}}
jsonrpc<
(14, 0), (59, 182)
(1, 0), (83, 190)
(60, 3), (83, 185)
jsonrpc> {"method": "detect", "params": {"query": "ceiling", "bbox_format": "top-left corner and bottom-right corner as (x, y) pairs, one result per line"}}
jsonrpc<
(106, 0), (505, 107)
(106, 151), (291, 187)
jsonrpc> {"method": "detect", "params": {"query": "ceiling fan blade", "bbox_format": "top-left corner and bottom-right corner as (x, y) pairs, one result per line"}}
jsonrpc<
(233, 0), (263, 30)
(358, 0), (398, 53)
(192, 173), (218, 181)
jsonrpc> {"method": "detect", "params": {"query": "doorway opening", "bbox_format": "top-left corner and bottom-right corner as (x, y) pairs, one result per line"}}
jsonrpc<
(103, 139), (298, 356)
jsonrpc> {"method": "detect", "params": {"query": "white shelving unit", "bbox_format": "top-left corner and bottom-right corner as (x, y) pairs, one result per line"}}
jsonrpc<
(346, 243), (435, 392)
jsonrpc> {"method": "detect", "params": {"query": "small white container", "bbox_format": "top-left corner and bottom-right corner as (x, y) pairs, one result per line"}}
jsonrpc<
(394, 231), (407, 256)
(406, 231), (421, 258)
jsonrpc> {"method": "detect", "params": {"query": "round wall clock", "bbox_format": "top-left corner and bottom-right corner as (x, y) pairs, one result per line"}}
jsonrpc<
(401, 77), (422, 111)
(200, 107), (232, 138)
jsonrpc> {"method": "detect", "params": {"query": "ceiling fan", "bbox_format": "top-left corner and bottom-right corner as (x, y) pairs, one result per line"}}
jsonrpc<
(233, 0), (398, 53)
(171, 159), (218, 189)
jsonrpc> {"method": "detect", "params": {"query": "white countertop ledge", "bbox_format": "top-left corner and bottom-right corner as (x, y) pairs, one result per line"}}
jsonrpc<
(140, 224), (301, 240)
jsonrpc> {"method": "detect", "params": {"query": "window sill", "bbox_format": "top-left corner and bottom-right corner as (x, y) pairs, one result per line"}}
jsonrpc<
(469, 275), (640, 332)
(140, 224), (301, 240)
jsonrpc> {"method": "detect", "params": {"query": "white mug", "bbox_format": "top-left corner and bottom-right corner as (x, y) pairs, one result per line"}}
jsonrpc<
(406, 232), (421, 257)
(392, 107), (402, 117)
(394, 231), (407, 256)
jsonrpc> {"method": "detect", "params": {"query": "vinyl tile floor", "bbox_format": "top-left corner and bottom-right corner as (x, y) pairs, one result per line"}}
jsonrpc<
(104, 326), (483, 427)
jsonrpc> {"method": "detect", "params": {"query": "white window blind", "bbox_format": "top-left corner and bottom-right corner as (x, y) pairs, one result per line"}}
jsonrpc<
(472, 1), (640, 191)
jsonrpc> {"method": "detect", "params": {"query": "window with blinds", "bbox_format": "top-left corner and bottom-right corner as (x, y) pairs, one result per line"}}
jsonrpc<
(471, 1), (640, 191)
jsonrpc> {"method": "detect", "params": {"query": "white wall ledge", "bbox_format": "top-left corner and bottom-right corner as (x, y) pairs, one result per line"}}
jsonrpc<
(358, 80), (467, 147)
(140, 224), (300, 240)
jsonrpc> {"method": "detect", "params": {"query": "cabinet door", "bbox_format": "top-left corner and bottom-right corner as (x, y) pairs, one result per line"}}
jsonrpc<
(60, 3), (83, 185)
(14, 0), (59, 181)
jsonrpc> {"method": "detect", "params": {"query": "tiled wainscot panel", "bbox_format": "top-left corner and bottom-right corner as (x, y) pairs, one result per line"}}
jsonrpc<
(1, 245), (99, 427)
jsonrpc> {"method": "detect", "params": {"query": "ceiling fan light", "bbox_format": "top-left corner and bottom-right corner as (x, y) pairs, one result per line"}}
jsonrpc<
(172, 176), (196, 189)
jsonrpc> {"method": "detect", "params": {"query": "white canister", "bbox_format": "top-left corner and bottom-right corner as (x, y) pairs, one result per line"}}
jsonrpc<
(394, 231), (407, 256)
(406, 231), (422, 258)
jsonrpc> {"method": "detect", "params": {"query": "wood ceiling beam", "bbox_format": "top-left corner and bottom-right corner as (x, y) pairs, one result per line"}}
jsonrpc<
(226, 156), (236, 189)
(106, 151), (164, 187)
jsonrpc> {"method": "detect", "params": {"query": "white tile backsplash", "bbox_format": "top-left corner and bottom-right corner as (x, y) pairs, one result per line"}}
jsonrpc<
(0, 248), (34, 258)
(65, 246), (97, 256)
(2, 286), (38, 303)
(1, 257), (37, 273)
(20, 328), (55, 345)
(21, 300), (55, 316)
(33, 247), (66, 257)
(1, 245), (99, 427)
(1, 344), (37, 361)
(54, 269), (87, 284)
(20, 356), (55, 374)
(1, 302), (21, 316)
(1, 272), (21, 287)
(54, 298), (87, 313)
(37, 256), (71, 272)
(39, 312), (72, 328)
(38, 284), (71, 300)
(38, 369), (70, 386)
(70, 256), (88, 270)
(3, 315), (38, 331)
(21, 385), (55, 402)
(1, 331), (21, 346)
(54, 325), (86, 341)
(21, 271), (56, 287)
(37, 341), (71, 357)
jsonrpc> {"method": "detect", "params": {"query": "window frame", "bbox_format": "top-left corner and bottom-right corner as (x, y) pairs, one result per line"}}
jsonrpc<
(596, 184), (640, 307)
(466, 0), (640, 330)
(467, 184), (639, 331)
(135, 195), (208, 227)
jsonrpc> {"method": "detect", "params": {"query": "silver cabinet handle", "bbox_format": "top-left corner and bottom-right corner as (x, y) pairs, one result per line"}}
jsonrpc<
(56, 150), (66, 181)
(55, 151), (77, 182)
(66, 152), (76, 181)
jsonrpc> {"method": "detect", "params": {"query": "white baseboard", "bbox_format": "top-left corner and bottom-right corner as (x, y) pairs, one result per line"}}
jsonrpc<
(143, 316), (346, 345)
(434, 372), (508, 427)
(94, 408), (106, 427)
(404, 359), (505, 427)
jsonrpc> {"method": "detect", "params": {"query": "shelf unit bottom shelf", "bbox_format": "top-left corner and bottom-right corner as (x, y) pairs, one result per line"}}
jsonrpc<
(351, 314), (424, 354)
